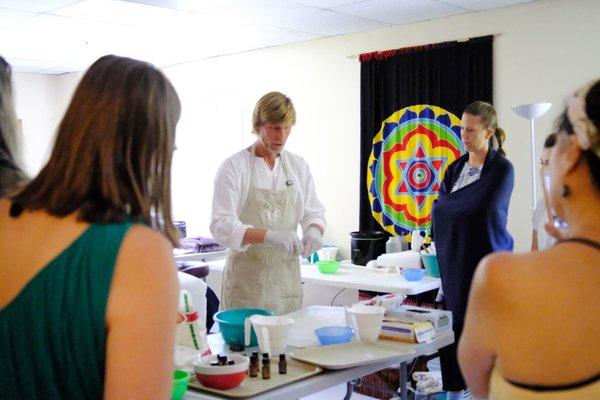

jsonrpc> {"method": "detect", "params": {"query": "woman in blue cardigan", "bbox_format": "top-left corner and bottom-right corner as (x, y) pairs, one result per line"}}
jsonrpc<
(432, 101), (514, 399)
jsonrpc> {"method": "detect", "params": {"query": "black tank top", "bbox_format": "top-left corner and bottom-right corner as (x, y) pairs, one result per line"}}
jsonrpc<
(558, 237), (600, 250)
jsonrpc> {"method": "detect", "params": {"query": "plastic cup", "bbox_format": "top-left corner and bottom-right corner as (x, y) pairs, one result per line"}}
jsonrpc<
(346, 304), (385, 342)
(172, 370), (190, 400)
(421, 254), (440, 277)
(317, 247), (339, 261)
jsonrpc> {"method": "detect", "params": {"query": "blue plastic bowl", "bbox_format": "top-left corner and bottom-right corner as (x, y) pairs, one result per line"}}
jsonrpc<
(314, 326), (354, 345)
(403, 268), (426, 281)
(214, 308), (272, 346)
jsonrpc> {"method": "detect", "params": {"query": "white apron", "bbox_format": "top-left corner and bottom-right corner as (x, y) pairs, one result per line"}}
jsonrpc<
(221, 150), (302, 315)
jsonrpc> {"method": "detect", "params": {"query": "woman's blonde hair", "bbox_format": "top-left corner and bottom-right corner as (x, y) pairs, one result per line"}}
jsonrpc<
(252, 91), (296, 133)
(464, 101), (507, 156)
(12, 55), (181, 246)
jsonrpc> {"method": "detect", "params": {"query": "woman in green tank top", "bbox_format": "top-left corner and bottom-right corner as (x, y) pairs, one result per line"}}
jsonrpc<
(0, 55), (181, 400)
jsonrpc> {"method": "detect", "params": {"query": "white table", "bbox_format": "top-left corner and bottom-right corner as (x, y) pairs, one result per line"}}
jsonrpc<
(300, 263), (440, 295)
(204, 259), (440, 297)
(184, 331), (454, 400)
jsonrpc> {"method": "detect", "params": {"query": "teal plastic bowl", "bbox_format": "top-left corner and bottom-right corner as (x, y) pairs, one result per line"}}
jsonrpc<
(421, 254), (440, 278)
(214, 308), (272, 346)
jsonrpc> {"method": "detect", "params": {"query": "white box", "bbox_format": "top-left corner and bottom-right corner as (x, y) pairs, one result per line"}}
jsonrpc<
(385, 305), (452, 334)
(379, 319), (435, 343)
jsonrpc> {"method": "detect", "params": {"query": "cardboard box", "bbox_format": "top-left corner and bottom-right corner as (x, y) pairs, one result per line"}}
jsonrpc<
(379, 319), (435, 343)
(385, 305), (452, 334)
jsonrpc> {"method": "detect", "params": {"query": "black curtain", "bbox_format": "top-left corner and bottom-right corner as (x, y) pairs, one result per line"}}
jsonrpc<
(359, 35), (493, 233)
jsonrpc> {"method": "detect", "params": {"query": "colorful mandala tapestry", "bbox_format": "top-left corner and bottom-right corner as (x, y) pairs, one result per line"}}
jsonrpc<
(367, 105), (465, 235)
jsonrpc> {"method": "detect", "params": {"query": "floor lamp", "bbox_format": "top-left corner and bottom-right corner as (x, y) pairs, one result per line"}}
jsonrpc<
(510, 103), (552, 209)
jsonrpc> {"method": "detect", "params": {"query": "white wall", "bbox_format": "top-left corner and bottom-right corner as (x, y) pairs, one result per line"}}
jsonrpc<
(13, 72), (60, 175)
(12, 0), (600, 255)
(13, 71), (81, 175)
(164, 0), (600, 255)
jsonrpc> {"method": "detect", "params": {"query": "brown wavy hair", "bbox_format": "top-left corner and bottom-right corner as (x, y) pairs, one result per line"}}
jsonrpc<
(12, 55), (181, 246)
(464, 101), (507, 156)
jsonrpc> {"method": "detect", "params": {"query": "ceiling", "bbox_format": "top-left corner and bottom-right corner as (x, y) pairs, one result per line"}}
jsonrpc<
(0, 0), (536, 75)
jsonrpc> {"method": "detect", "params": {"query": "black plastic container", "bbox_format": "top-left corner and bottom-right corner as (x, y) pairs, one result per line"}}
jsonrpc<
(349, 231), (387, 266)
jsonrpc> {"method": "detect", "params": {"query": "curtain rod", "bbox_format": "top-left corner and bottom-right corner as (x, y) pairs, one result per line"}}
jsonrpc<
(346, 33), (501, 59)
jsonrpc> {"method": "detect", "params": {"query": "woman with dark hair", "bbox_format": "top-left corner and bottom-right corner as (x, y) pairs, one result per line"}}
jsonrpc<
(459, 80), (600, 399)
(531, 133), (558, 250)
(0, 55), (27, 196)
(431, 101), (514, 400)
(0, 55), (181, 399)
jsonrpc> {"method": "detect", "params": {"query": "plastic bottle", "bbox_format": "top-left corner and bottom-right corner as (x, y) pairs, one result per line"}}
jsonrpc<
(386, 236), (402, 253)
(278, 354), (287, 374)
(385, 237), (395, 253)
(261, 357), (271, 379)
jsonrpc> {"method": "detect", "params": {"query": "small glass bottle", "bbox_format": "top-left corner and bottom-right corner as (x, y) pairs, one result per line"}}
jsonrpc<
(278, 354), (287, 374)
(249, 354), (259, 377)
(217, 354), (227, 366)
(261, 357), (271, 379)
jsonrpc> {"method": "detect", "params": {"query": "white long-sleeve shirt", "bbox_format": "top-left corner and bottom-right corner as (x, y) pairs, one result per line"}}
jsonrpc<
(210, 148), (326, 251)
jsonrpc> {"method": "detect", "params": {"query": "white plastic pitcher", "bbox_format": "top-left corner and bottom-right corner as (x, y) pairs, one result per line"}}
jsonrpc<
(345, 303), (385, 342)
(244, 315), (294, 356)
(317, 247), (339, 261)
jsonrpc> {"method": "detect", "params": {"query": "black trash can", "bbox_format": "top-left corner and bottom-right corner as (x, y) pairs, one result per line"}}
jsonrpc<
(349, 231), (387, 266)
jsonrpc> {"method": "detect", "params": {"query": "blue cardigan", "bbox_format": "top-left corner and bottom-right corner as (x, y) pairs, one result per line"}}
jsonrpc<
(432, 149), (514, 323)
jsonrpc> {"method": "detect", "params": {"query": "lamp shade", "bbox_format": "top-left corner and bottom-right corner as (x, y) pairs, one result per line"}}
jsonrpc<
(510, 103), (552, 119)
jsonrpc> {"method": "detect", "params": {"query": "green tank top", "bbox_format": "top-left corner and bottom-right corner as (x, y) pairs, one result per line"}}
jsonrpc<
(0, 222), (133, 399)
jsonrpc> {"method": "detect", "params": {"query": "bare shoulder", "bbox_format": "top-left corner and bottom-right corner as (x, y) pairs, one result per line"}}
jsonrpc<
(122, 224), (172, 254)
(471, 251), (536, 303)
(477, 250), (538, 277)
(116, 225), (176, 281)
(106, 224), (177, 321)
(473, 252), (517, 287)
(473, 250), (565, 307)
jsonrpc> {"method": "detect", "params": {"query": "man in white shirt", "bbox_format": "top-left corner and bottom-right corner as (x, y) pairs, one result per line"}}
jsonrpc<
(210, 91), (326, 315)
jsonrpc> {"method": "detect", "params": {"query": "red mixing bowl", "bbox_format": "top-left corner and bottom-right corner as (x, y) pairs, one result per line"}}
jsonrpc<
(193, 354), (249, 390)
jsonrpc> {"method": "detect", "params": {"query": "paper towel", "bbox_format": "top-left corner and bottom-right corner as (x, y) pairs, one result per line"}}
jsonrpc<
(376, 250), (421, 268)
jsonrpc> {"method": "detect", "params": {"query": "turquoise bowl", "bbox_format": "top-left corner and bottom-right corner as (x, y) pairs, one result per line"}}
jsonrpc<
(214, 308), (272, 346)
(421, 254), (440, 278)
